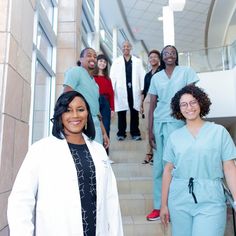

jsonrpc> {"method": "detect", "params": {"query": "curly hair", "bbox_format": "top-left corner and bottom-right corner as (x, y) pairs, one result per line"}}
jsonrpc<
(171, 85), (212, 120)
(51, 91), (95, 140)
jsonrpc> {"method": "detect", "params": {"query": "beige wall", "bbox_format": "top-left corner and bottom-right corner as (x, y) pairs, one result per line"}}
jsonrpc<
(56, 0), (83, 99)
(0, 0), (35, 234)
(0, 0), (83, 234)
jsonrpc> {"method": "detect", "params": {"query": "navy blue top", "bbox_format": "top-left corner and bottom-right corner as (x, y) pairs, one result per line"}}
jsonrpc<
(142, 68), (159, 98)
(68, 143), (96, 236)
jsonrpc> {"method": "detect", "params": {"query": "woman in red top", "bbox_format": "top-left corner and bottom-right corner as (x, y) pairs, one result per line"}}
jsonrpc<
(94, 54), (114, 155)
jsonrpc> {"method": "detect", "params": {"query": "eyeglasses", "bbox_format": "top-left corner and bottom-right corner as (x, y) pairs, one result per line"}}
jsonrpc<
(179, 100), (198, 109)
(163, 51), (176, 57)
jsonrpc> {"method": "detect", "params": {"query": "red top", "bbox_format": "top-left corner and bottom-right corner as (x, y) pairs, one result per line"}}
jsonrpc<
(94, 75), (115, 111)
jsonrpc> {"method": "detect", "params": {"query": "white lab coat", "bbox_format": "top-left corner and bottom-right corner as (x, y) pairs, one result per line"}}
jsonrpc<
(110, 55), (145, 112)
(7, 134), (123, 236)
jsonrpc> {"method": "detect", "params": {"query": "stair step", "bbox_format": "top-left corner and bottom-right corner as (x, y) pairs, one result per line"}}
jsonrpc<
(119, 193), (153, 216)
(110, 138), (147, 150)
(109, 116), (157, 235)
(110, 149), (147, 163)
(112, 163), (152, 178)
(117, 177), (152, 194)
(122, 215), (171, 236)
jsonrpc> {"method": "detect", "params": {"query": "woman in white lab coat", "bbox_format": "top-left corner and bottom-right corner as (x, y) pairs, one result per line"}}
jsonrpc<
(7, 91), (123, 236)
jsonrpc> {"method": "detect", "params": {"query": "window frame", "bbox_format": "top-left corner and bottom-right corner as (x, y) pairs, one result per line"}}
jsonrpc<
(29, 0), (58, 145)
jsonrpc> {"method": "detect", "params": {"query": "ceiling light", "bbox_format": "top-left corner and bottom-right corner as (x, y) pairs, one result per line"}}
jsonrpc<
(158, 16), (163, 21)
(169, 0), (186, 11)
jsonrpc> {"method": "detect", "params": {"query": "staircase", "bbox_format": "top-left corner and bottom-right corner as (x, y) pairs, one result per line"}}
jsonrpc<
(109, 115), (235, 236)
(109, 115), (171, 236)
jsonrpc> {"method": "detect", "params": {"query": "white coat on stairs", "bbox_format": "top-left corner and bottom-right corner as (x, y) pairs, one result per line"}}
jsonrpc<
(110, 55), (145, 112)
(7, 134), (123, 236)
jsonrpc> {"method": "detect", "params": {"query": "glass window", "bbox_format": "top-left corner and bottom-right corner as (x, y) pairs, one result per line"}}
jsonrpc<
(229, 41), (236, 69)
(32, 61), (52, 143)
(30, 0), (57, 145)
(40, 0), (54, 25)
(37, 24), (53, 66)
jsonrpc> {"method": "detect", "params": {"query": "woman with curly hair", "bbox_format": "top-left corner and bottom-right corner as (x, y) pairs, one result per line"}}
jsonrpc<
(160, 85), (236, 236)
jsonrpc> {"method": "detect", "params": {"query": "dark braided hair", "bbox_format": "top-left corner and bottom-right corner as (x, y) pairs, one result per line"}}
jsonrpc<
(159, 45), (179, 71)
(76, 47), (94, 66)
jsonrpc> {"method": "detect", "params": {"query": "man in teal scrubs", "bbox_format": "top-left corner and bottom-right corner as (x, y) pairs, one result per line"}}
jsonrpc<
(63, 47), (109, 147)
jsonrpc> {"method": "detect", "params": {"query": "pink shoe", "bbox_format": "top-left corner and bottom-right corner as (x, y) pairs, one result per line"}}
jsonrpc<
(146, 209), (160, 221)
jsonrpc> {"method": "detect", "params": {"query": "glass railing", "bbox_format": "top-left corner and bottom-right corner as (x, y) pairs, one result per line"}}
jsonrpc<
(179, 42), (236, 73)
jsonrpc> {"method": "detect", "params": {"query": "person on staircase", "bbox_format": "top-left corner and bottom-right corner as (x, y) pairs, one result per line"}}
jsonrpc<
(8, 91), (123, 236)
(146, 45), (199, 221)
(160, 85), (236, 236)
(93, 54), (114, 156)
(63, 47), (109, 150)
(140, 49), (161, 164)
(110, 40), (145, 141)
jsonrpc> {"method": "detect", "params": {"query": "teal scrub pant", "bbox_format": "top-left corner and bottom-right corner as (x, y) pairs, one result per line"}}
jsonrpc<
(169, 178), (226, 236)
(152, 121), (184, 209)
(93, 116), (103, 144)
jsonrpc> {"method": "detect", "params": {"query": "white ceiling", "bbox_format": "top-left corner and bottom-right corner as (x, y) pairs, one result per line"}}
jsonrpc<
(100, 0), (212, 54)
(121, 0), (213, 52)
(100, 0), (236, 56)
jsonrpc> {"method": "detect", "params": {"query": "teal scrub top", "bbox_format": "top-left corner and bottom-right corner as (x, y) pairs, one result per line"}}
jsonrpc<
(64, 66), (100, 117)
(164, 122), (236, 179)
(148, 66), (199, 122)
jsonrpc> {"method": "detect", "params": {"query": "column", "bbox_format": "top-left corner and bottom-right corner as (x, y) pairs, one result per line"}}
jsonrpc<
(162, 6), (175, 46)
(0, 0), (35, 235)
(93, 0), (100, 52)
(112, 27), (118, 60)
(56, 0), (82, 97)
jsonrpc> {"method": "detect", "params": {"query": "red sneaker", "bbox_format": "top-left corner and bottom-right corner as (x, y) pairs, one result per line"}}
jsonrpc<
(146, 209), (160, 221)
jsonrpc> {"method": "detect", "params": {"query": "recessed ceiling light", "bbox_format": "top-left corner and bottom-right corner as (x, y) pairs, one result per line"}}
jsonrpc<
(169, 0), (186, 11)
(158, 16), (163, 21)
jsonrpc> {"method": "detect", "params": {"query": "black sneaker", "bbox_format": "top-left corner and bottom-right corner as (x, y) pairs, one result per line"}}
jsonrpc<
(117, 136), (125, 141)
(150, 159), (153, 165)
(132, 135), (142, 141)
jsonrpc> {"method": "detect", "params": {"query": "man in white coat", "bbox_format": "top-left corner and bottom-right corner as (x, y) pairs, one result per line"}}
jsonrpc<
(110, 41), (145, 141)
